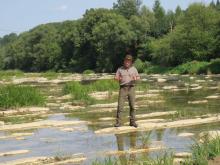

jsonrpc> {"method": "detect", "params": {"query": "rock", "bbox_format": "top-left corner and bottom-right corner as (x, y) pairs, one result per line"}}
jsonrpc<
(191, 86), (202, 90)
(135, 111), (177, 119)
(46, 103), (60, 107)
(135, 94), (159, 99)
(148, 90), (163, 93)
(0, 120), (89, 131)
(56, 94), (72, 100)
(95, 114), (220, 135)
(0, 150), (29, 157)
(178, 133), (194, 137)
(105, 147), (165, 156)
(206, 95), (219, 99)
(188, 100), (208, 104)
(99, 117), (115, 121)
(0, 121), (4, 126)
(88, 108), (116, 113)
(89, 91), (117, 100)
(174, 152), (192, 158)
(196, 80), (206, 83)
(157, 78), (167, 83)
(0, 107), (50, 116)
(163, 86), (178, 90)
(60, 105), (83, 111)
(0, 132), (34, 140)
(90, 102), (118, 108)
(0, 153), (86, 165)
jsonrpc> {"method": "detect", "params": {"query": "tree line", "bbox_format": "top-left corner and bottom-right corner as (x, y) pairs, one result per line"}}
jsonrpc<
(0, 0), (219, 73)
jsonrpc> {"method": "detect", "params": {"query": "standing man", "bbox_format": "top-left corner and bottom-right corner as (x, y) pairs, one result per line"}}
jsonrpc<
(114, 55), (140, 128)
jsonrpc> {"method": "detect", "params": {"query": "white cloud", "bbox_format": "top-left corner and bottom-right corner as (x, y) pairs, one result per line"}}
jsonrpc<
(55, 5), (68, 11)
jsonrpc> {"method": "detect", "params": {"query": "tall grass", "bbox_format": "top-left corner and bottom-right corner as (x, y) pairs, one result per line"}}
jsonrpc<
(63, 79), (119, 105)
(0, 85), (45, 109)
(0, 70), (24, 80)
(92, 153), (174, 165)
(183, 136), (220, 165)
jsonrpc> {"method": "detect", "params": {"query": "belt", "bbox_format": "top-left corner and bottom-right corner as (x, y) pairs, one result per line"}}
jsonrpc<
(120, 84), (134, 88)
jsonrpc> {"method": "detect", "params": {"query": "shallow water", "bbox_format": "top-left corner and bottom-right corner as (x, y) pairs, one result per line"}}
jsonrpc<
(0, 74), (220, 164)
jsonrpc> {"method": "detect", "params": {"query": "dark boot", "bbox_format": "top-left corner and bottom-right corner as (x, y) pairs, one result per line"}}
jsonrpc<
(130, 119), (138, 128)
(114, 118), (121, 127)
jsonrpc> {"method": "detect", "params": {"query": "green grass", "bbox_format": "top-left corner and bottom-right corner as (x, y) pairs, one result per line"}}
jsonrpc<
(0, 70), (24, 80)
(0, 85), (45, 109)
(92, 153), (174, 165)
(63, 79), (119, 105)
(183, 136), (220, 165)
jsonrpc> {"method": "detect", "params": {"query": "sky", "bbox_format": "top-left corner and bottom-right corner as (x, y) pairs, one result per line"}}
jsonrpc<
(0, 0), (214, 37)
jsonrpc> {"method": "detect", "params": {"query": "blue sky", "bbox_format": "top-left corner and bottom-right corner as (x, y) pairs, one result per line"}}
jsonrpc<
(0, 0), (213, 37)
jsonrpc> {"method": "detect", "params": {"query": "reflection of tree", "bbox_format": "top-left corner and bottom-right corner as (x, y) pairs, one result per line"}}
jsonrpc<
(155, 130), (164, 141)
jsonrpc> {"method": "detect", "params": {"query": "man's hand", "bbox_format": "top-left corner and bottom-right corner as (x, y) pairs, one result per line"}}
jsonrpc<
(115, 75), (122, 81)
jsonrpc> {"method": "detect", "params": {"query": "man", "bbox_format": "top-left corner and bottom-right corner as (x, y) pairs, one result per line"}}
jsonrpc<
(114, 55), (140, 128)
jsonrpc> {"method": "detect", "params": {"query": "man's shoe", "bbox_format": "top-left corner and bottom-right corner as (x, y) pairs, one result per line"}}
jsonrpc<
(114, 122), (121, 127)
(130, 122), (138, 128)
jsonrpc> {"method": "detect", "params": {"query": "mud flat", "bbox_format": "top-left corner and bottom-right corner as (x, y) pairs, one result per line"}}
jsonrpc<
(0, 120), (89, 131)
(0, 153), (86, 165)
(95, 114), (220, 135)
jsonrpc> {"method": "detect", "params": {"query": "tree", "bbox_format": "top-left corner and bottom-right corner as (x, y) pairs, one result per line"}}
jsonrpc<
(152, 0), (167, 37)
(78, 9), (134, 72)
(113, 0), (142, 19)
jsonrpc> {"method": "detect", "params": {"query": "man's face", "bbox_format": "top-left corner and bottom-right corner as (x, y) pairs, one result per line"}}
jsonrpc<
(124, 59), (132, 68)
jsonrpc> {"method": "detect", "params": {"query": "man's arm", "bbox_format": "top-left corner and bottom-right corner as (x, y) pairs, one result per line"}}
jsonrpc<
(115, 69), (121, 81)
(133, 68), (140, 81)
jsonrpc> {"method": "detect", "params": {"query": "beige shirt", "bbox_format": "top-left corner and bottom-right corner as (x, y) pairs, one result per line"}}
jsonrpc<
(115, 66), (139, 86)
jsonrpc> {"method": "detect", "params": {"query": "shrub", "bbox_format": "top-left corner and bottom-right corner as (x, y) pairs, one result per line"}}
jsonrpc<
(208, 58), (220, 74)
(170, 61), (209, 74)
(83, 70), (95, 74)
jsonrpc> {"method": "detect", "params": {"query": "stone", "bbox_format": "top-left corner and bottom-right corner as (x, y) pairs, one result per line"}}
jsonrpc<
(174, 152), (192, 158)
(0, 150), (29, 157)
(188, 100), (208, 104)
(105, 147), (165, 156)
(135, 111), (177, 119)
(199, 131), (220, 140)
(95, 114), (220, 135)
(157, 78), (167, 83)
(178, 133), (194, 137)
(206, 95), (219, 99)
(0, 121), (4, 126)
(0, 120), (89, 131)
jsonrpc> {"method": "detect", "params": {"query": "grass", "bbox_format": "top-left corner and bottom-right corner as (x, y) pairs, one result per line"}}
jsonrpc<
(63, 79), (119, 105)
(183, 136), (220, 165)
(92, 152), (174, 165)
(143, 59), (220, 75)
(0, 70), (24, 80)
(0, 85), (45, 109)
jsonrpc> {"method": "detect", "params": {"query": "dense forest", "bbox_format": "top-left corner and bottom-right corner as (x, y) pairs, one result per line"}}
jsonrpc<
(0, 0), (220, 73)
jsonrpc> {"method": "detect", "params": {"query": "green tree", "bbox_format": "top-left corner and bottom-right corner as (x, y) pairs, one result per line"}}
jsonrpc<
(113, 0), (142, 19)
(152, 0), (167, 37)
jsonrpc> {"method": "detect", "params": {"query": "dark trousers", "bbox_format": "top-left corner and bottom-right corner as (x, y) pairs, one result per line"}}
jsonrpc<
(116, 86), (136, 123)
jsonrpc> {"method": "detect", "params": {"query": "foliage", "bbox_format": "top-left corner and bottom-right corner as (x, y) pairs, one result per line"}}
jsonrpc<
(0, 85), (45, 109)
(63, 79), (119, 105)
(0, 1), (219, 74)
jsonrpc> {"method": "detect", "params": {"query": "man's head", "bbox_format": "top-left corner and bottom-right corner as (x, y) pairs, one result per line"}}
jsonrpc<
(123, 54), (133, 68)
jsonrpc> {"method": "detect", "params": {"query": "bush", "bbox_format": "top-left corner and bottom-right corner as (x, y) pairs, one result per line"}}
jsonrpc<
(0, 85), (45, 109)
(83, 70), (95, 74)
(170, 61), (209, 74)
(208, 58), (220, 74)
(134, 58), (146, 73)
